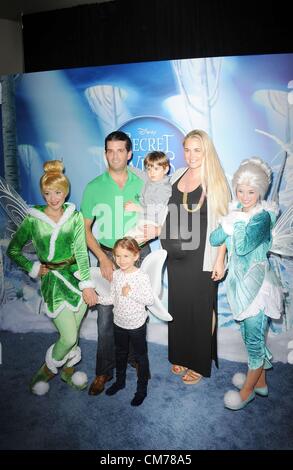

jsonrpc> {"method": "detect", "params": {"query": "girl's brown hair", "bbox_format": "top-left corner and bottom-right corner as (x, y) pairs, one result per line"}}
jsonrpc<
(113, 237), (141, 256)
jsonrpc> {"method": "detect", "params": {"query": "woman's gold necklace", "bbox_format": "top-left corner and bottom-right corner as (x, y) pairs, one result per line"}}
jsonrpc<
(182, 190), (205, 213)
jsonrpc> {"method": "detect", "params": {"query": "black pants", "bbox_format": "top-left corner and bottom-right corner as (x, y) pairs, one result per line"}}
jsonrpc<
(114, 322), (149, 396)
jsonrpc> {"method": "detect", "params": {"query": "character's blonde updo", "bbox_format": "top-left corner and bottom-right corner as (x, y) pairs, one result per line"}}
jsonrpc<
(232, 157), (272, 199)
(40, 160), (70, 196)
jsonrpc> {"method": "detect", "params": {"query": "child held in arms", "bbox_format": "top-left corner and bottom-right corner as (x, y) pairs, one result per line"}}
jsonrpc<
(124, 151), (171, 243)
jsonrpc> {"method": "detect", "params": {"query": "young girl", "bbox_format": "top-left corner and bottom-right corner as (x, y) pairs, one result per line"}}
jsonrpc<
(97, 237), (154, 406)
(7, 160), (97, 395)
(210, 158), (283, 410)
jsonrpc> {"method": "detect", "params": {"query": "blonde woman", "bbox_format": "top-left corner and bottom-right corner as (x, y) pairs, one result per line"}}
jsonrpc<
(161, 130), (230, 384)
(7, 160), (97, 395)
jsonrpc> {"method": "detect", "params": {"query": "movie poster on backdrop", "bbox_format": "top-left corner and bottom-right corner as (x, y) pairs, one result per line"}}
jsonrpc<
(0, 53), (293, 363)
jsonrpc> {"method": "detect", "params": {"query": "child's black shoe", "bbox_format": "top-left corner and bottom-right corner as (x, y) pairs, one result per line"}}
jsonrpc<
(106, 382), (125, 396)
(131, 392), (146, 406)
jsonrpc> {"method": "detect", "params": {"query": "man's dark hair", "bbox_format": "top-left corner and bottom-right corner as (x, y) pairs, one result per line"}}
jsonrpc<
(105, 131), (132, 152)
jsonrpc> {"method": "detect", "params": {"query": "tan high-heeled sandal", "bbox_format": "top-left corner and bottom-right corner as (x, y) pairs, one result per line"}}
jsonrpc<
(182, 369), (202, 384)
(171, 364), (188, 375)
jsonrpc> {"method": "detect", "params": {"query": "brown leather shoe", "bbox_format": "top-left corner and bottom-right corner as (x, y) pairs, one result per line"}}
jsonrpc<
(88, 375), (112, 396)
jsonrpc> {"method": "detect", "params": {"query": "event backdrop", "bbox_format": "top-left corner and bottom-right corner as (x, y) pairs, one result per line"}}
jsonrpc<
(0, 53), (293, 353)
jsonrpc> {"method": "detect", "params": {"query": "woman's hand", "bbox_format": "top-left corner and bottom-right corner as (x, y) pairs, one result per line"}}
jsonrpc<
(211, 259), (225, 281)
(82, 287), (98, 307)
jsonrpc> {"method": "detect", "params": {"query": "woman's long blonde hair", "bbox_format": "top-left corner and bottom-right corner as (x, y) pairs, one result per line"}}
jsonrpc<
(40, 160), (69, 196)
(183, 130), (231, 217)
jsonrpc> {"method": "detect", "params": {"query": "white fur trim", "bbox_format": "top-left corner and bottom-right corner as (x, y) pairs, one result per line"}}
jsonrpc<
(66, 346), (81, 367)
(48, 228), (59, 261)
(29, 204), (76, 261)
(31, 381), (50, 396)
(45, 344), (69, 374)
(232, 372), (246, 389)
(44, 297), (84, 319)
(239, 201), (278, 220)
(79, 280), (95, 290)
(287, 350), (293, 365)
(228, 200), (240, 211)
(261, 200), (279, 216)
(226, 201), (278, 223)
(234, 212), (250, 222)
(71, 371), (88, 386)
(29, 261), (41, 279)
(224, 390), (242, 408)
(29, 207), (56, 228)
(52, 270), (82, 296)
(29, 203), (76, 227)
(288, 339), (293, 349)
(221, 219), (234, 236)
(221, 210), (249, 235)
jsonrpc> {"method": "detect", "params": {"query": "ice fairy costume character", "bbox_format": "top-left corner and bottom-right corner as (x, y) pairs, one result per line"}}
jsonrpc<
(210, 158), (285, 411)
(7, 160), (97, 395)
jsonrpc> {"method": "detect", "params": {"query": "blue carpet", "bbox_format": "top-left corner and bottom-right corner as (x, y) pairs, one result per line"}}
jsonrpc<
(0, 331), (293, 450)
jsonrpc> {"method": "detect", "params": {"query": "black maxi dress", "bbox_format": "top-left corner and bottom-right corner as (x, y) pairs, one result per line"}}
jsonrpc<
(161, 177), (218, 377)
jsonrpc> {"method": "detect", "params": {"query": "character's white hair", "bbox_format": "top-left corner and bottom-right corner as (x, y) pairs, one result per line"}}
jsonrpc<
(232, 157), (272, 199)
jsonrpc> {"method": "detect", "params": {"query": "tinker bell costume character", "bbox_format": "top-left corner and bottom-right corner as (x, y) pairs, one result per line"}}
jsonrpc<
(210, 157), (293, 411)
(6, 160), (98, 395)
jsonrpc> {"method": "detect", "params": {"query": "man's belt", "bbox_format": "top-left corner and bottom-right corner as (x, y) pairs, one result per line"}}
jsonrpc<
(42, 257), (76, 270)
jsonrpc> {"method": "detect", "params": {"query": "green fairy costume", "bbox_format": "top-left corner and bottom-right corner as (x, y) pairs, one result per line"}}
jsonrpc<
(7, 202), (94, 393)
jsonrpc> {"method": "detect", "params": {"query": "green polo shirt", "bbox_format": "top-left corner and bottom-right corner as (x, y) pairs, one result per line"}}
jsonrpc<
(81, 169), (144, 248)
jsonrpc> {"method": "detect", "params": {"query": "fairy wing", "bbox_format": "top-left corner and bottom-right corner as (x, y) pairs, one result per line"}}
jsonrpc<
(89, 267), (111, 297)
(140, 249), (167, 296)
(82, 251), (168, 297)
(270, 204), (293, 257)
(75, 250), (173, 322)
(140, 249), (172, 322)
(0, 176), (29, 227)
(74, 267), (112, 297)
(147, 292), (172, 322)
(0, 176), (34, 252)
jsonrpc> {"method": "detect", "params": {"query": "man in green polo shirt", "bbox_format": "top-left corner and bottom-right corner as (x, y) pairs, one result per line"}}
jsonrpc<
(81, 130), (151, 396)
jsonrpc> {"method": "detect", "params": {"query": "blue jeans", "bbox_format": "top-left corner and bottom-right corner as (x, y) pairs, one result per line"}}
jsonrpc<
(95, 243), (151, 377)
